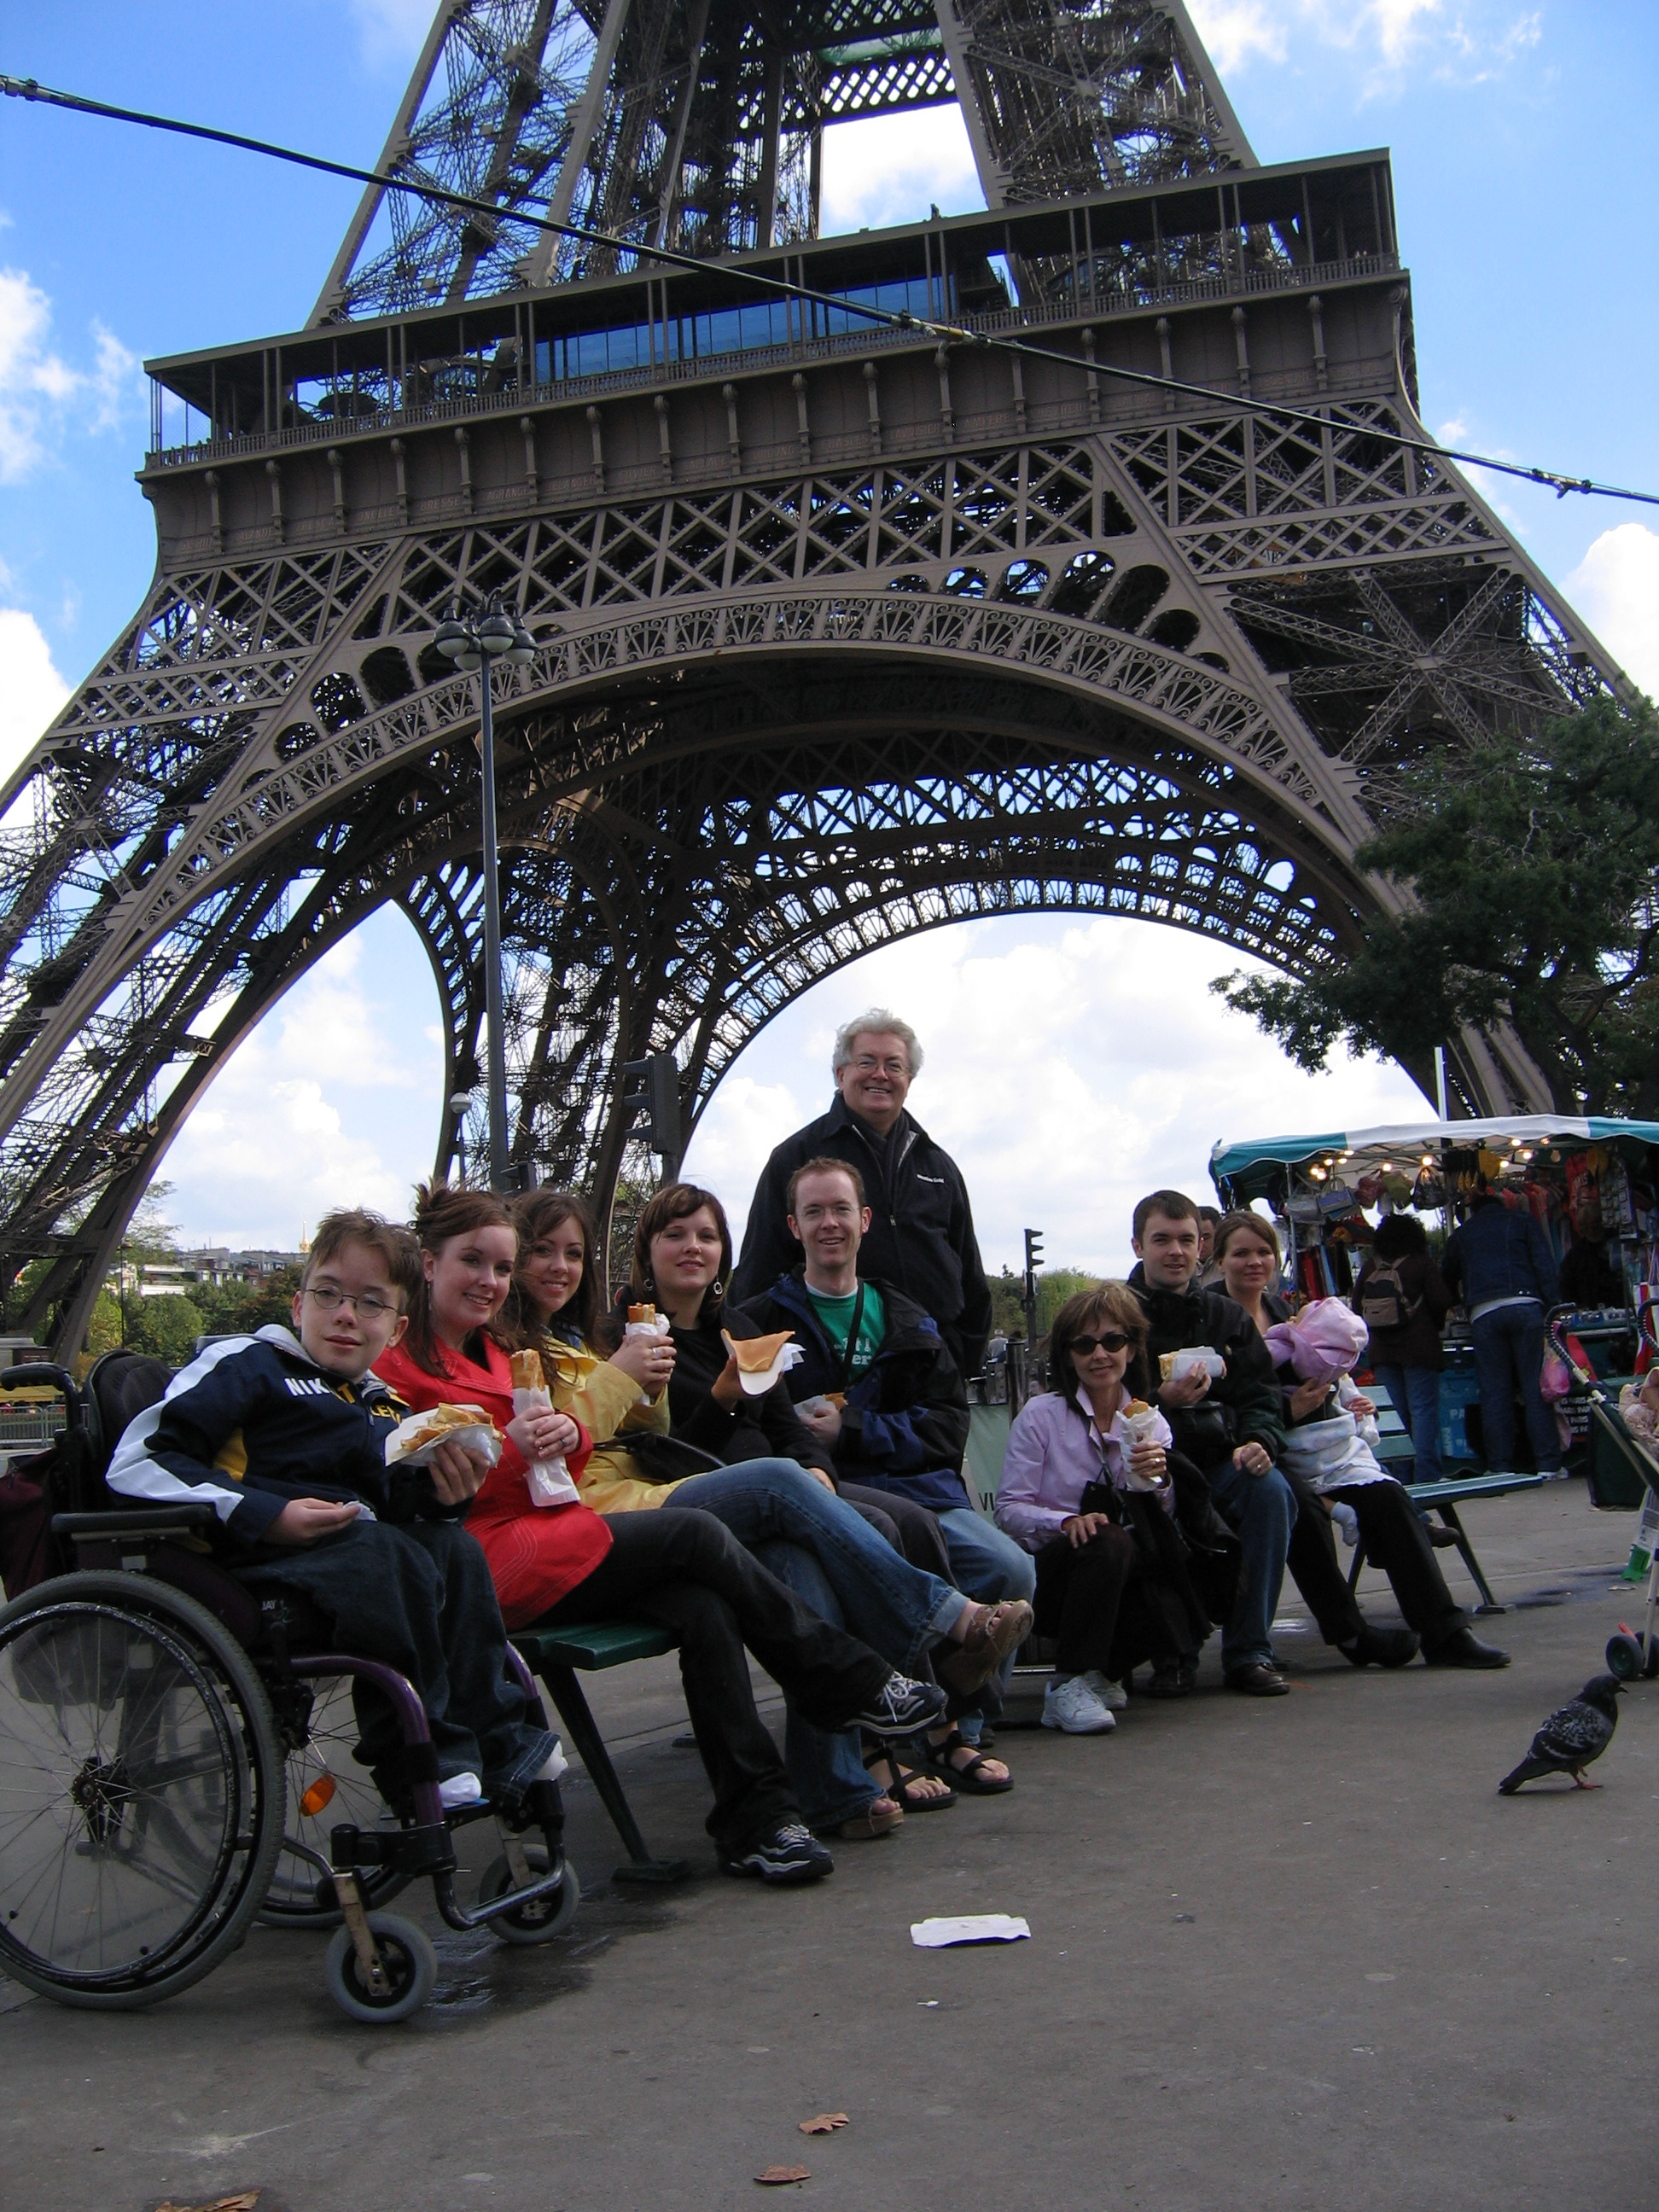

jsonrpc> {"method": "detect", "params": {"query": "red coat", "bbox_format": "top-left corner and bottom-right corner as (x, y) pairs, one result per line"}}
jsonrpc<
(374, 1334), (612, 1626)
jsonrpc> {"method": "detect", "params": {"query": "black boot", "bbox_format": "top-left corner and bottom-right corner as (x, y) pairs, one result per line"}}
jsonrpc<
(1339, 1624), (1420, 1669)
(1423, 1625), (1510, 1669)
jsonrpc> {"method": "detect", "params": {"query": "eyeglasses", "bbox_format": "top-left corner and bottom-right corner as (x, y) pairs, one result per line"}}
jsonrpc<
(1071, 1331), (1132, 1356)
(304, 1285), (398, 1318)
(850, 1056), (909, 1077)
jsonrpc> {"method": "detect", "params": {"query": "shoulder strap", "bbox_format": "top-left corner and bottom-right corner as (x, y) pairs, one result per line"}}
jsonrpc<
(837, 1283), (867, 1389)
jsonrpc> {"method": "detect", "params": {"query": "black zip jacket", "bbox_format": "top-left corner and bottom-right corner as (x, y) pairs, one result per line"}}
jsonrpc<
(729, 1094), (994, 1377)
(740, 1271), (973, 1514)
(1126, 1265), (1287, 1473)
(655, 1302), (837, 1478)
(105, 1325), (423, 1549)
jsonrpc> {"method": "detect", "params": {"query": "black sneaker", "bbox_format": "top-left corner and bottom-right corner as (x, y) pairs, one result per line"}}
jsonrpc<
(851, 1673), (949, 1739)
(721, 1822), (835, 1884)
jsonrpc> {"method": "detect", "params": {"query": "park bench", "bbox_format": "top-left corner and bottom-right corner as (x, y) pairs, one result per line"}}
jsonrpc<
(1351, 1383), (1546, 1613)
(513, 1620), (691, 1884)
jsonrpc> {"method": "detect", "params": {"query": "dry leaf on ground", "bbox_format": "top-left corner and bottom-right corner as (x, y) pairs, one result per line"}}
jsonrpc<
(798, 2113), (849, 2135)
(154, 2195), (261, 2212)
(754, 2163), (811, 2185)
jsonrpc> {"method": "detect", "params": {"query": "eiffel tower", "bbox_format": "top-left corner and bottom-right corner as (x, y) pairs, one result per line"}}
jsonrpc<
(0, 1), (1628, 1354)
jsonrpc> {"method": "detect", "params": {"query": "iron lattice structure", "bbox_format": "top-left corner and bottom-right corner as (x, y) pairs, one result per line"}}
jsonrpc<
(0, 2), (1629, 1353)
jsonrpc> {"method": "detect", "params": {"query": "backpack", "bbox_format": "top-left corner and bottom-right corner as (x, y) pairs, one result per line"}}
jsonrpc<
(1359, 1260), (1420, 1334)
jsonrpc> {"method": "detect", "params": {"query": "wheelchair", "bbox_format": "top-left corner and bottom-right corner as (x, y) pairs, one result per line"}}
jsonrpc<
(0, 1350), (578, 2023)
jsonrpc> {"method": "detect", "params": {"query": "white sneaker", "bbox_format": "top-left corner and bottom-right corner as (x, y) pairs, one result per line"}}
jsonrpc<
(1079, 1669), (1128, 1712)
(438, 1770), (484, 1809)
(1042, 1676), (1116, 1734)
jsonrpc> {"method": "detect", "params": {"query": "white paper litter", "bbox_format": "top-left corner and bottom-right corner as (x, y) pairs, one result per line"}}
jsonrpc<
(910, 1914), (1031, 1948)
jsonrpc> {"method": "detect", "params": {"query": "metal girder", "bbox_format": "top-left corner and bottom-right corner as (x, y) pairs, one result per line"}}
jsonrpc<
(3, 39), (1633, 1351)
(311, 0), (1256, 315)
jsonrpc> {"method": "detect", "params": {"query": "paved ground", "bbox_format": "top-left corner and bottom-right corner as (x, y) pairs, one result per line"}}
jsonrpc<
(4, 1481), (1657, 2212)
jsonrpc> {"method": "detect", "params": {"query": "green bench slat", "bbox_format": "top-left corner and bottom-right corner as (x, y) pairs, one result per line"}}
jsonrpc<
(514, 1621), (676, 1671)
(1402, 1472), (1547, 1505)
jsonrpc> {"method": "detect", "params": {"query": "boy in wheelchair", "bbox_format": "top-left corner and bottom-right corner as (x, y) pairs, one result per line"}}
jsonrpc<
(106, 1207), (566, 1818)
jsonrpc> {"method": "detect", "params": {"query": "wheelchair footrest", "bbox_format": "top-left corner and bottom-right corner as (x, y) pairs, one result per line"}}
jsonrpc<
(331, 1820), (455, 1881)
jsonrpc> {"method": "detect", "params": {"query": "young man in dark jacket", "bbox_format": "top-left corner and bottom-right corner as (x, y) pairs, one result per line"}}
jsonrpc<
(1127, 1191), (1296, 1696)
(1443, 1183), (1564, 1476)
(742, 1155), (1034, 1793)
(730, 1011), (994, 1381)
(106, 1208), (562, 1810)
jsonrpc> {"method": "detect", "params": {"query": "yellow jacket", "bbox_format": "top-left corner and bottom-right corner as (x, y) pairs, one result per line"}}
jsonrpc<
(544, 1337), (687, 1515)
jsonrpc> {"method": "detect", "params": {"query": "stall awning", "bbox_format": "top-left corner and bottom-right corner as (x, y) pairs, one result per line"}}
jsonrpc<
(1209, 1116), (1659, 1204)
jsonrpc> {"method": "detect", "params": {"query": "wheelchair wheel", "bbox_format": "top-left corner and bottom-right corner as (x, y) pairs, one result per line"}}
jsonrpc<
(0, 1572), (286, 2010)
(477, 1852), (579, 1946)
(323, 1910), (436, 2023)
(261, 1673), (401, 1927)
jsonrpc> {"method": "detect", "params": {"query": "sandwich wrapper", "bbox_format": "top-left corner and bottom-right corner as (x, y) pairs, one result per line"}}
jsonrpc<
(624, 1307), (672, 1405)
(1118, 1399), (1167, 1491)
(1161, 1346), (1225, 1382)
(721, 1328), (805, 1397)
(385, 1404), (503, 1471)
(509, 1351), (582, 1508)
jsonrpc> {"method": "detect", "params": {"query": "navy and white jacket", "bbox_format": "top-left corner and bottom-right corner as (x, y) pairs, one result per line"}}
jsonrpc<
(739, 1271), (973, 1515)
(106, 1326), (421, 1550)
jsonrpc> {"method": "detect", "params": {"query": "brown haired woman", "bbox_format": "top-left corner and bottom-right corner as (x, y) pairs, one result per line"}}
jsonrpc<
(996, 1284), (1230, 1717)
(374, 1184), (949, 1884)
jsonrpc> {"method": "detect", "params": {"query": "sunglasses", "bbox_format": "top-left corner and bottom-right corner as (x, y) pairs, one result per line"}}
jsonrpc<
(1071, 1331), (1132, 1356)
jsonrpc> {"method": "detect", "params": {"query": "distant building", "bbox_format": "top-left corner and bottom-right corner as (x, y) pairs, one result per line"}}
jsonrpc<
(135, 1249), (306, 1299)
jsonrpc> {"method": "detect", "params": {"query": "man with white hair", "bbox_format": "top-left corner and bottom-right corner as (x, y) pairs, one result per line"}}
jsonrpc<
(731, 1010), (994, 1380)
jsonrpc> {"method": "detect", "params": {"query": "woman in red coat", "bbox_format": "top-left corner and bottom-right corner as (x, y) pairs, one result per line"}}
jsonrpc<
(374, 1184), (943, 1883)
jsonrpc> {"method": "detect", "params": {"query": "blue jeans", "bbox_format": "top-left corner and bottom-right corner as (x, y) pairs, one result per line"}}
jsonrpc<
(1371, 1363), (1445, 1484)
(1469, 1301), (1562, 1472)
(666, 1460), (967, 1830)
(936, 1506), (1038, 1742)
(1202, 1454), (1296, 1674)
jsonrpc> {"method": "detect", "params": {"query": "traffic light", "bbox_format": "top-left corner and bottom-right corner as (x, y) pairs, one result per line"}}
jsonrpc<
(621, 1052), (682, 1174)
(1023, 1227), (1045, 1293)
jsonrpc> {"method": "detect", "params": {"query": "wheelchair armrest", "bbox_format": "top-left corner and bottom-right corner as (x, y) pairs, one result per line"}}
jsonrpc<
(52, 1503), (220, 1541)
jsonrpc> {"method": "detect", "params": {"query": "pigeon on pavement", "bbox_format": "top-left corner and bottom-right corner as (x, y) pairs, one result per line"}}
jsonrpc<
(1498, 1674), (1625, 1794)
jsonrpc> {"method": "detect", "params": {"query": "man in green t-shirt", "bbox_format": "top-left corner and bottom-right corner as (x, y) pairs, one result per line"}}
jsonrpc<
(740, 1157), (1037, 1792)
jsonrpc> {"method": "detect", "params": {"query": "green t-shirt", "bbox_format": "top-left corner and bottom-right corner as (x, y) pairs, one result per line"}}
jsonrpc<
(806, 1282), (887, 1381)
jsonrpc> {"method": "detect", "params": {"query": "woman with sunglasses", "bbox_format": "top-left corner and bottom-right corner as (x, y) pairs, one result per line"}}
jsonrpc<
(996, 1284), (1232, 1725)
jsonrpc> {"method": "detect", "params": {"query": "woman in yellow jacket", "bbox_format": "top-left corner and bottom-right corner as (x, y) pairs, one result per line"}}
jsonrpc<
(509, 1186), (684, 1511)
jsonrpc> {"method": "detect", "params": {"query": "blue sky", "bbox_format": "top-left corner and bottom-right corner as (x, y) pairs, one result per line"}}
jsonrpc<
(1, 1), (1654, 1271)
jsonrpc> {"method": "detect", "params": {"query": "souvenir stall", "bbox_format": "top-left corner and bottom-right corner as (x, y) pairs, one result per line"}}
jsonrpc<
(1208, 1115), (1659, 1479)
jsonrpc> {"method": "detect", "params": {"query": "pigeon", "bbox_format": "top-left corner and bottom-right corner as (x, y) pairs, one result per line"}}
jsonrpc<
(1498, 1674), (1625, 1794)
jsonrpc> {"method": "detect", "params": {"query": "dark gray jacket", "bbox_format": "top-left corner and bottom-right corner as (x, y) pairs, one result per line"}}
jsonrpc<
(731, 1094), (993, 1377)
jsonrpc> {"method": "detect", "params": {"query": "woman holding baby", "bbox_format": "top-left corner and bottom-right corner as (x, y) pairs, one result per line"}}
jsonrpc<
(995, 1284), (1235, 1729)
(1212, 1208), (1509, 1671)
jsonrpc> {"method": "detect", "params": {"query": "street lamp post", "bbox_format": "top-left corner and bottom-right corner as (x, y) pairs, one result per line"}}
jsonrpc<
(434, 591), (536, 1190)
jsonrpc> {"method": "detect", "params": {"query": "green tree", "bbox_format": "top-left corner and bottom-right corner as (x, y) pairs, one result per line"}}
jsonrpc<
(1214, 698), (1659, 1115)
(124, 1295), (206, 1365)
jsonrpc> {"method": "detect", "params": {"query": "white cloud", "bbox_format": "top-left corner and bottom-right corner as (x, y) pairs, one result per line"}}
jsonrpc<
(0, 606), (70, 790)
(156, 918), (443, 1249)
(346, 0), (437, 67)
(1189, 0), (1542, 91)
(0, 267), (139, 480)
(1565, 523), (1659, 700)
(820, 107), (985, 236)
(684, 916), (1429, 1281)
